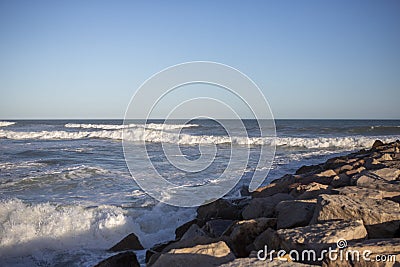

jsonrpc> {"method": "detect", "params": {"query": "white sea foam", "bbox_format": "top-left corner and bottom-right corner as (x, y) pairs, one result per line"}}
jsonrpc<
(0, 199), (137, 257)
(0, 121), (15, 127)
(1, 129), (399, 148)
(65, 122), (198, 130)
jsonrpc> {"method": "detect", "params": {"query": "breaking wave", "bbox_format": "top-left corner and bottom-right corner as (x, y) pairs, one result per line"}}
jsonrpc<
(64, 123), (198, 130)
(0, 129), (399, 149)
(0, 121), (15, 127)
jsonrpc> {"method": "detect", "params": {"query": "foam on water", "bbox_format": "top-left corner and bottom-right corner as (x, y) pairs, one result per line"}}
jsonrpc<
(1, 128), (399, 149)
(0, 198), (196, 266)
(65, 122), (198, 130)
(0, 121), (15, 127)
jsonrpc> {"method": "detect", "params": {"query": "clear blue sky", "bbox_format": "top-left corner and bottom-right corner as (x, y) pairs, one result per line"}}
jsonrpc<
(0, 0), (399, 119)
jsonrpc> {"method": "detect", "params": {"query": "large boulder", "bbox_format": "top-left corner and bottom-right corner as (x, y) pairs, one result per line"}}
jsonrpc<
(95, 251), (139, 267)
(197, 199), (241, 222)
(311, 194), (400, 238)
(242, 193), (293, 219)
(109, 233), (144, 252)
(203, 219), (234, 238)
(180, 224), (207, 241)
(175, 219), (200, 240)
(276, 199), (316, 229)
(226, 218), (277, 257)
(300, 170), (337, 186)
(323, 238), (400, 267)
(334, 186), (400, 200)
(252, 175), (296, 198)
(371, 168), (400, 181)
(276, 220), (367, 263)
(151, 241), (235, 267)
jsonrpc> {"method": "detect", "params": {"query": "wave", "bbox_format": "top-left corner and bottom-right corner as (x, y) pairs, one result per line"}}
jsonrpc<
(0, 129), (399, 148)
(0, 121), (15, 127)
(65, 122), (199, 130)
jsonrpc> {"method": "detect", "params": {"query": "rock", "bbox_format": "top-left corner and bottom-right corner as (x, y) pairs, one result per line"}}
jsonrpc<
(146, 241), (174, 263)
(311, 194), (400, 238)
(197, 199), (241, 222)
(109, 233), (144, 252)
(372, 140), (384, 148)
(181, 224), (207, 240)
(354, 172), (400, 192)
(227, 218), (277, 257)
(363, 158), (385, 170)
(323, 238), (400, 267)
(276, 220), (367, 263)
(252, 175), (297, 198)
(151, 241), (235, 267)
(203, 219), (234, 238)
(290, 182), (332, 199)
(334, 186), (400, 200)
(175, 219), (199, 240)
(345, 166), (365, 177)
(300, 170), (337, 185)
(378, 153), (393, 161)
(95, 251), (139, 267)
(276, 199), (316, 229)
(242, 193), (293, 219)
(330, 174), (350, 188)
(147, 236), (223, 266)
(296, 164), (323, 175)
(253, 228), (280, 251)
(333, 164), (353, 174)
(371, 168), (400, 181)
(324, 157), (348, 170)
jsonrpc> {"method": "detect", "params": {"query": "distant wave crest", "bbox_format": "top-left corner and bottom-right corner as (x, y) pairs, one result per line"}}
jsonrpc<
(64, 122), (199, 130)
(1, 128), (399, 149)
(0, 121), (15, 127)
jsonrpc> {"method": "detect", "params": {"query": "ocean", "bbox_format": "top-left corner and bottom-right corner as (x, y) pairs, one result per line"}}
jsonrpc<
(0, 119), (399, 266)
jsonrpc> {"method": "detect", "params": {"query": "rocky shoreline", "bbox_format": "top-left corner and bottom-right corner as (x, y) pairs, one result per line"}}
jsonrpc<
(96, 140), (400, 267)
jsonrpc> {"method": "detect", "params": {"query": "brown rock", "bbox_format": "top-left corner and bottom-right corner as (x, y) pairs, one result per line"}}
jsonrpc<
(227, 218), (277, 257)
(109, 233), (144, 252)
(95, 251), (139, 267)
(291, 182), (332, 199)
(276, 220), (367, 263)
(300, 170), (337, 186)
(345, 166), (365, 177)
(372, 140), (384, 148)
(311, 194), (400, 238)
(371, 168), (400, 181)
(363, 158), (385, 170)
(151, 241), (235, 267)
(354, 172), (400, 192)
(296, 164), (323, 175)
(252, 175), (296, 198)
(334, 164), (353, 174)
(334, 186), (400, 200)
(242, 193), (293, 219)
(276, 199), (316, 229)
(252, 228), (280, 251)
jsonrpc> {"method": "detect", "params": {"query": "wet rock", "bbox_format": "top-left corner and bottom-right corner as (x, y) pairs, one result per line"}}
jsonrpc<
(226, 218), (277, 257)
(311, 194), (400, 238)
(175, 219), (199, 240)
(181, 224), (207, 240)
(276, 199), (316, 229)
(242, 193), (293, 219)
(109, 233), (144, 252)
(323, 238), (400, 267)
(203, 219), (234, 238)
(151, 241), (235, 267)
(197, 199), (241, 222)
(95, 251), (139, 267)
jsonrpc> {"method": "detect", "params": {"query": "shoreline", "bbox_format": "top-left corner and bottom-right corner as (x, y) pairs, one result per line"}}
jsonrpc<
(97, 140), (400, 266)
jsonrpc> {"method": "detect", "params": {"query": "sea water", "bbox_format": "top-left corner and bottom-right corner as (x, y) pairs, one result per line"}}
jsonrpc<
(0, 119), (399, 266)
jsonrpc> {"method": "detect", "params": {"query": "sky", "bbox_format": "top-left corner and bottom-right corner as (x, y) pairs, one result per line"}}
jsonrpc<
(0, 0), (399, 119)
